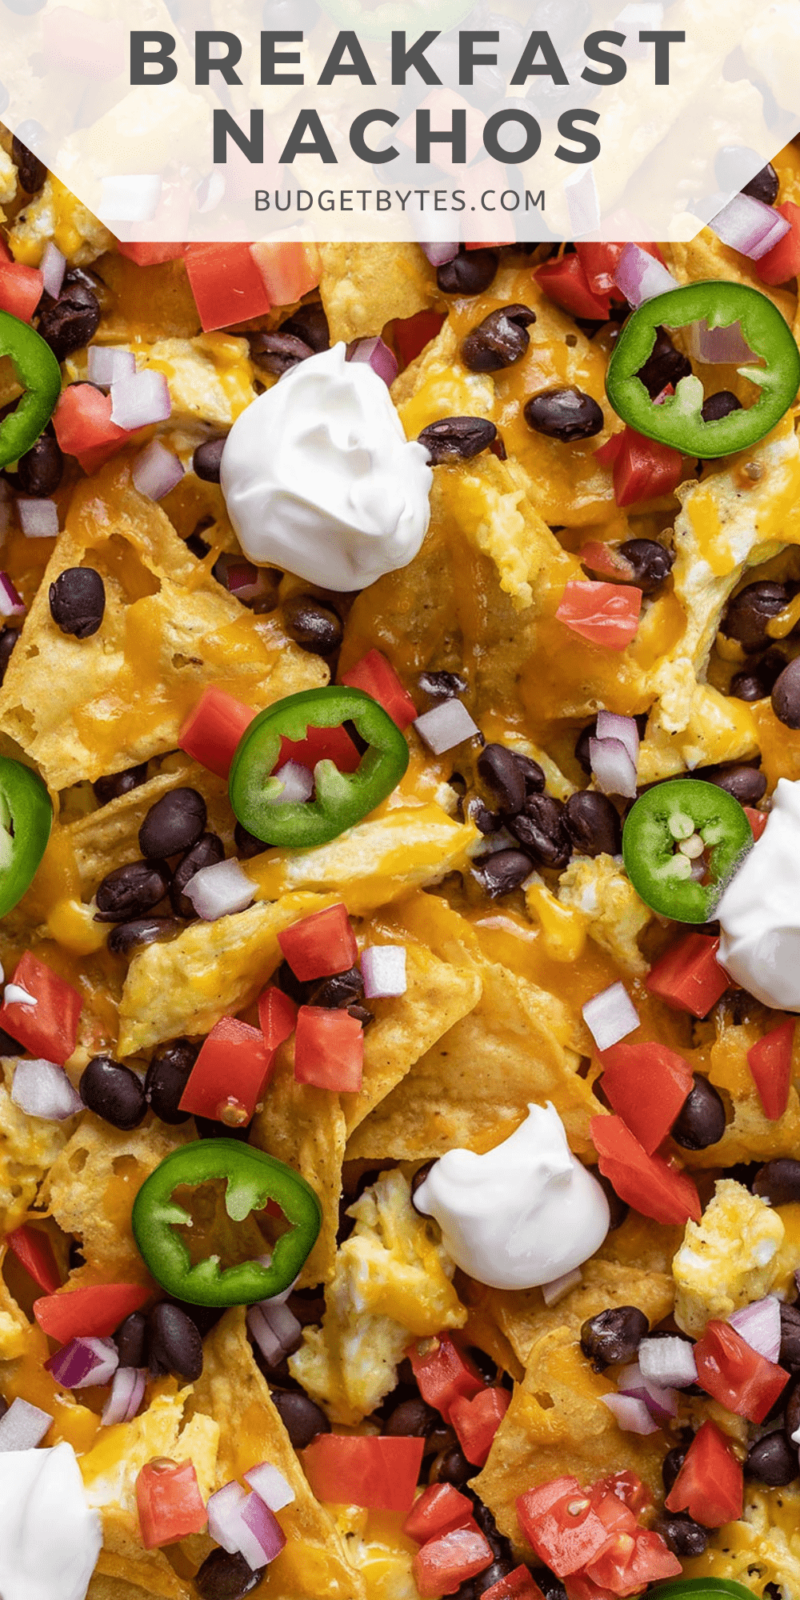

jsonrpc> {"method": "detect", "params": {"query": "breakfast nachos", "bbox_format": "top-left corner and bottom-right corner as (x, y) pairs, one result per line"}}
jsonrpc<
(2, 115), (800, 1600)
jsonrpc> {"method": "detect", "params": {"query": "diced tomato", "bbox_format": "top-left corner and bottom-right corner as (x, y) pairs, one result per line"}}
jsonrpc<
(594, 434), (624, 468)
(556, 581), (642, 651)
(34, 1282), (150, 1341)
(747, 1018), (794, 1120)
(407, 1333), (485, 1422)
(6, 1225), (61, 1295)
(534, 255), (611, 321)
(294, 1006), (364, 1091)
(594, 1472), (651, 1519)
(0, 952), (82, 1065)
(178, 687), (255, 779)
(664, 1419), (743, 1528)
(516, 1478), (610, 1577)
(564, 1572), (617, 1600)
(585, 1528), (680, 1596)
(606, 428), (684, 509)
(450, 1386), (510, 1466)
(184, 243), (271, 333)
(0, 262), (43, 323)
(279, 723), (361, 774)
(177, 1016), (275, 1125)
(341, 648), (418, 730)
(599, 1041), (693, 1155)
(590, 1115), (701, 1226)
(403, 1483), (474, 1543)
(693, 1319), (789, 1423)
(136, 1458), (207, 1549)
(575, 242), (666, 300)
(413, 1524), (495, 1598)
(116, 241), (185, 266)
(393, 310), (446, 368)
(249, 241), (320, 306)
(52, 384), (130, 474)
(257, 987), (296, 1052)
(588, 1480), (636, 1539)
(278, 903), (358, 981)
(482, 1567), (546, 1600)
(645, 932), (730, 1017)
(744, 805), (768, 841)
(756, 202), (800, 286)
(302, 1433), (424, 1511)
(578, 541), (634, 581)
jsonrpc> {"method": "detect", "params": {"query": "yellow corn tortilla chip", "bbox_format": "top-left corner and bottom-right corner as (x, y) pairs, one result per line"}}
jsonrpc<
(319, 243), (433, 344)
(89, 1551), (193, 1600)
(251, 1046), (345, 1287)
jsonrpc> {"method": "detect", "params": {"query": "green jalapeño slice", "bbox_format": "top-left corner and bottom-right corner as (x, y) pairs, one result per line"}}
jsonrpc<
(0, 755), (53, 916)
(622, 778), (753, 923)
(0, 312), (62, 471)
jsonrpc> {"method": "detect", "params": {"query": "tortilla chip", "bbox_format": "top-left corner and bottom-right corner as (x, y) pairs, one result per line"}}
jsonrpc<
(319, 243), (433, 344)
(252, 1044), (345, 1286)
(0, 1059), (78, 1232)
(89, 1551), (192, 1600)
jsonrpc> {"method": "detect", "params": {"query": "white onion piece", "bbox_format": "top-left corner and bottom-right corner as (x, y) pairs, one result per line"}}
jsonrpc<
(730, 1295), (782, 1362)
(110, 368), (171, 430)
(102, 1365), (146, 1424)
(415, 699), (478, 754)
(11, 1058), (82, 1120)
(244, 1461), (295, 1512)
(208, 1480), (251, 1555)
(132, 439), (184, 500)
(40, 242), (66, 301)
(614, 243), (678, 307)
(639, 1336), (698, 1388)
(240, 1492), (286, 1567)
(246, 1304), (284, 1367)
(616, 1360), (678, 1420)
(687, 320), (756, 365)
(0, 1397), (52, 1451)
(421, 241), (459, 266)
(183, 857), (254, 921)
(582, 982), (639, 1051)
(87, 346), (136, 387)
(0, 573), (25, 617)
(265, 761), (313, 806)
(595, 710), (639, 768)
(710, 193), (791, 261)
(601, 1393), (659, 1434)
(542, 1266), (582, 1306)
(361, 944), (407, 999)
(259, 1300), (301, 1350)
(346, 336), (398, 388)
(589, 735), (637, 800)
(17, 498), (59, 539)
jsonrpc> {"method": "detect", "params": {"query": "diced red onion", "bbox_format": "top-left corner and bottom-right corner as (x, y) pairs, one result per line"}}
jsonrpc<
(246, 1305), (284, 1367)
(582, 982), (639, 1051)
(246, 1300), (301, 1369)
(361, 945), (407, 999)
(17, 498), (59, 539)
(240, 1491), (287, 1567)
(244, 1460), (295, 1512)
(421, 241), (459, 267)
(595, 710), (640, 768)
(183, 857), (254, 921)
(687, 320), (756, 365)
(266, 761), (313, 806)
(616, 1360), (678, 1420)
(46, 1335), (119, 1390)
(415, 699), (478, 755)
(709, 193), (791, 261)
(102, 1365), (146, 1424)
(0, 573), (25, 618)
(208, 1480), (251, 1555)
(542, 1267), (582, 1306)
(132, 439), (184, 501)
(11, 1058), (82, 1120)
(40, 242), (66, 301)
(110, 368), (171, 430)
(346, 336), (398, 388)
(0, 1396), (52, 1451)
(638, 1336), (698, 1389)
(589, 736), (638, 800)
(614, 243), (678, 307)
(87, 346), (136, 387)
(729, 1295), (781, 1362)
(600, 1393), (659, 1435)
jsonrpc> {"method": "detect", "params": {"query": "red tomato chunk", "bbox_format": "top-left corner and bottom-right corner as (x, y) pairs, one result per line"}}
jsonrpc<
(0, 951), (82, 1065)
(278, 903), (358, 981)
(693, 1319), (789, 1423)
(136, 1458), (207, 1549)
(664, 1419), (743, 1527)
(413, 1524), (495, 1598)
(302, 1433), (424, 1512)
(407, 1333), (486, 1422)
(293, 1006), (364, 1092)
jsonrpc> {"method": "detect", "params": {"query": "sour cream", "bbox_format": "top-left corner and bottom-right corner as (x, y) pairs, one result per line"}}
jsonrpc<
(718, 776), (800, 1010)
(220, 343), (432, 591)
(0, 1442), (102, 1600)
(414, 1102), (610, 1291)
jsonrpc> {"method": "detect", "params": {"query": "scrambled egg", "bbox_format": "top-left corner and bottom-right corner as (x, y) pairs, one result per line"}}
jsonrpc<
(673, 1178), (785, 1336)
(557, 855), (653, 977)
(9, 174), (113, 266)
(0, 1059), (77, 1232)
(685, 1482), (800, 1600)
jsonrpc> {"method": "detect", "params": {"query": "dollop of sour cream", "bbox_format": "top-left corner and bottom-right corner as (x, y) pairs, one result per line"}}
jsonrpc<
(0, 1442), (102, 1600)
(220, 343), (432, 590)
(719, 776), (800, 1010)
(414, 1102), (610, 1291)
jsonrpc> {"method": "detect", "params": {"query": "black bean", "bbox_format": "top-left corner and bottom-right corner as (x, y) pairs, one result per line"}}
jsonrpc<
(671, 1074), (726, 1149)
(477, 744), (527, 814)
(754, 1158), (800, 1207)
(79, 1056), (147, 1130)
(564, 791), (621, 857)
(419, 670), (468, 701)
(92, 762), (148, 807)
(635, 327), (692, 399)
(437, 249), (498, 296)
(662, 1445), (687, 1495)
(279, 302), (330, 351)
(0, 627), (17, 686)
(523, 386), (604, 443)
(785, 1375), (800, 1443)
(145, 1038), (198, 1124)
(282, 595), (343, 655)
(418, 417), (498, 463)
(743, 162), (780, 205)
(107, 915), (183, 955)
(194, 1548), (266, 1600)
(249, 330), (314, 374)
(386, 1397), (440, 1437)
(170, 833), (224, 919)
(745, 1431), (798, 1486)
(468, 798), (500, 834)
(509, 794), (572, 870)
(309, 966), (363, 1009)
(192, 438), (225, 483)
(475, 1561), (516, 1595)
(473, 848), (533, 898)
(114, 1310), (148, 1368)
(596, 1170), (628, 1231)
(434, 1443), (473, 1486)
(37, 285), (100, 362)
(730, 649), (786, 702)
(95, 859), (171, 922)
(139, 788), (206, 860)
(271, 1388), (330, 1449)
(49, 567), (105, 638)
(13, 431), (63, 497)
(781, 1305), (800, 1371)
(529, 1572), (567, 1600)
(656, 1515), (708, 1558)
(575, 722), (595, 775)
(724, 582), (789, 653)
(772, 658), (800, 729)
(702, 764), (767, 804)
(618, 539), (674, 594)
(0, 1025), (24, 1055)
(580, 1305), (648, 1370)
(234, 820), (265, 859)
(148, 1301), (203, 1382)
(701, 390), (742, 424)
(12, 133), (46, 194)
(461, 304), (536, 372)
